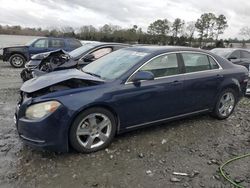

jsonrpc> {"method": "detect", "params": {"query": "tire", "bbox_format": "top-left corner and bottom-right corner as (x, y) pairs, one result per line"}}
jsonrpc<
(212, 88), (238, 120)
(69, 107), (117, 153)
(9, 54), (26, 68)
(20, 69), (33, 82)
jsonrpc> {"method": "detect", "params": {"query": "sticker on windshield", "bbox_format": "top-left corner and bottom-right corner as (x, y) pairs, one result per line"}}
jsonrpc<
(131, 52), (149, 57)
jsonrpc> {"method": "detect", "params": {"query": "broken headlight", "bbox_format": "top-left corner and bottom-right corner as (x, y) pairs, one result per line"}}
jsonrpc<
(25, 101), (61, 120)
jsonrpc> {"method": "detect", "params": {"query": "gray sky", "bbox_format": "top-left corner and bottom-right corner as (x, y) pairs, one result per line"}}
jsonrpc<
(0, 0), (249, 38)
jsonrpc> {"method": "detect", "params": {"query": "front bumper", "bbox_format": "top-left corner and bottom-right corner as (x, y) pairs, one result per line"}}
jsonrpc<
(15, 102), (70, 152)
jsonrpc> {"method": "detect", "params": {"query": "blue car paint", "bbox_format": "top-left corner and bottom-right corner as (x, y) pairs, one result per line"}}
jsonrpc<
(15, 46), (249, 152)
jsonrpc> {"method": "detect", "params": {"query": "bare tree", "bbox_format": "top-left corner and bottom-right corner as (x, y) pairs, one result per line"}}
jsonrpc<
(185, 21), (196, 46)
(214, 15), (228, 40)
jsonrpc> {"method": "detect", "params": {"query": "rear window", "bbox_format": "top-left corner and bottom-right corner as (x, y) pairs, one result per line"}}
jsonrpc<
(68, 39), (82, 49)
(50, 39), (65, 48)
(230, 50), (240, 59)
(182, 53), (219, 73)
(241, 51), (250, 58)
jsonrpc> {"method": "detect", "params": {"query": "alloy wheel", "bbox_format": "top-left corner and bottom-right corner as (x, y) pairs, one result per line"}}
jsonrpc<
(76, 113), (112, 149)
(12, 56), (24, 67)
(218, 92), (235, 117)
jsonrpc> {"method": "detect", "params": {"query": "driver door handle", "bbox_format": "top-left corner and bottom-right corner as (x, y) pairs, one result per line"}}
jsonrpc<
(216, 74), (224, 78)
(171, 80), (183, 86)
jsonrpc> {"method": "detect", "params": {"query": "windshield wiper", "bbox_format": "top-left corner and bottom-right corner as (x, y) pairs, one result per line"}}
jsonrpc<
(83, 71), (102, 78)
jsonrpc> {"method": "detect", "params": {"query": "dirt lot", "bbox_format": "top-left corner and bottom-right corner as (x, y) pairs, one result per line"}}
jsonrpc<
(0, 61), (249, 188)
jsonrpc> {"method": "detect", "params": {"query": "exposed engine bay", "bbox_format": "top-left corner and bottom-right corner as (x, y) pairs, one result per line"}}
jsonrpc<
(20, 78), (102, 102)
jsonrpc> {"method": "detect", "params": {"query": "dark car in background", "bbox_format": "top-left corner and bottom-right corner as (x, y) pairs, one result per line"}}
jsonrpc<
(211, 48), (250, 95)
(2, 37), (82, 68)
(210, 48), (250, 70)
(20, 43), (130, 81)
(15, 46), (248, 153)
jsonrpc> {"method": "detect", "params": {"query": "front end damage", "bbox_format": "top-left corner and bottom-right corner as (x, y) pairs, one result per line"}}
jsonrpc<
(21, 50), (73, 82)
(15, 69), (105, 152)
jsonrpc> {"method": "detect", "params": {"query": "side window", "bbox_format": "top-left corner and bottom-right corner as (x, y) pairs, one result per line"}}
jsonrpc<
(50, 39), (65, 48)
(241, 51), (250, 58)
(208, 57), (220, 69)
(182, 53), (211, 73)
(68, 39), (82, 49)
(140, 54), (179, 78)
(90, 48), (113, 59)
(230, 50), (240, 59)
(33, 39), (48, 48)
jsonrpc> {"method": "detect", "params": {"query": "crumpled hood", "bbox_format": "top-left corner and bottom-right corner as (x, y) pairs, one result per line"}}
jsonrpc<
(21, 69), (104, 93)
(31, 49), (68, 60)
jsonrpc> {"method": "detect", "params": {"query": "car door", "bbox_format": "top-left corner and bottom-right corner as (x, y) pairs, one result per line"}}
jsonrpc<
(115, 53), (185, 129)
(48, 38), (65, 51)
(239, 50), (250, 70)
(29, 38), (49, 56)
(181, 52), (223, 113)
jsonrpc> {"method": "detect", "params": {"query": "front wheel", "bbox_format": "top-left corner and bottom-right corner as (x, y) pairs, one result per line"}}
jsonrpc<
(9, 54), (26, 68)
(69, 107), (117, 153)
(212, 89), (238, 120)
(20, 69), (33, 82)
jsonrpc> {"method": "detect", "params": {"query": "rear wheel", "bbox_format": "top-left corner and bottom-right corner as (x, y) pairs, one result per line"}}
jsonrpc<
(9, 54), (26, 68)
(69, 107), (117, 153)
(212, 89), (237, 119)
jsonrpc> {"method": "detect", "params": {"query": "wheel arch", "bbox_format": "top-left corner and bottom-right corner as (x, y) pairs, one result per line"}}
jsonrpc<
(213, 78), (241, 109)
(9, 52), (28, 61)
(219, 78), (241, 97)
(66, 103), (121, 151)
(68, 103), (121, 135)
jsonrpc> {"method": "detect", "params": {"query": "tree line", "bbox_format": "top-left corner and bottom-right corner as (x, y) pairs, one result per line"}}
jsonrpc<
(0, 12), (249, 48)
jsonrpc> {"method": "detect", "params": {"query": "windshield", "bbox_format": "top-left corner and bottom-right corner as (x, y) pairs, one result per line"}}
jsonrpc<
(25, 38), (39, 46)
(82, 49), (149, 80)
(69, 43), (98, 58)
(210, 49), (233, 58)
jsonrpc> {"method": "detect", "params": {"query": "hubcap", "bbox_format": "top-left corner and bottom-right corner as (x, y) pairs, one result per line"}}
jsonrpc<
(218, 92), (235, 117)
(12, 56), (24, 66)
(76, 113), (112, 149)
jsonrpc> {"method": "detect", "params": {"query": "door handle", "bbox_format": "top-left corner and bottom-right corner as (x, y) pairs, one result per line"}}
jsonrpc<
(216, 74), (224, 78)
(171, 80), (182, 86)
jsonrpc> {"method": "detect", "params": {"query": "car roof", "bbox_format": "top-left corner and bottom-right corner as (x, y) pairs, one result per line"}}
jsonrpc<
(125, 45), (208, 54)
(38, 37), (80, 40)
(95, 42), (131, 46)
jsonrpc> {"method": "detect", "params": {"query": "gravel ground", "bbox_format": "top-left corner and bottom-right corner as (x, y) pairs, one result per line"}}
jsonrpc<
(0, 61), (249, 188)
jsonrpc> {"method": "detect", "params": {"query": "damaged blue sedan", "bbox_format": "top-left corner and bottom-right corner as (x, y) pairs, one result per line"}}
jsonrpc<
(15, 46), (249, 153)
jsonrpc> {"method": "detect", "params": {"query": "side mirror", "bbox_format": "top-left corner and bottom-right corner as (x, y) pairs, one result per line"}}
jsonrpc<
(83, 54), (95, 62)
(131, 71), (154, 82)
(228, 56), (237, 61)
